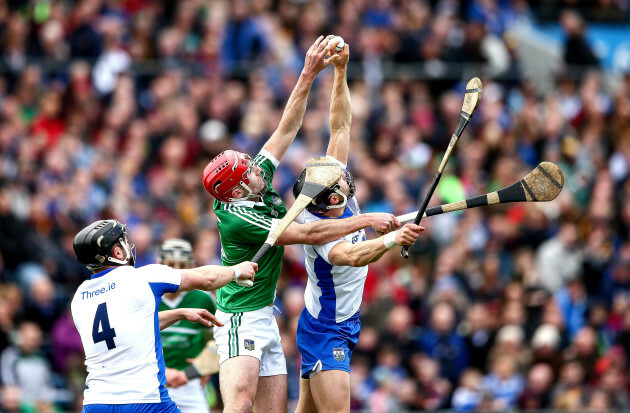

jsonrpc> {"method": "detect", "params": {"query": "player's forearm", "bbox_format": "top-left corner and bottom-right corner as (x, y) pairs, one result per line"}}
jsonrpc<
(159, 309), (185, 331)
(327, 67), (351, 163)
(262, 72), (316, 159)
(180, 266), (236, 292)
(330, 67), (351, 135)
(302, 215), (371, 245)
(341, 237), (389, 267)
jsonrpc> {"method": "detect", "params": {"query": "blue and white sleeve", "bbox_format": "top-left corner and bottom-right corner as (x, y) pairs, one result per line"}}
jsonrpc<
(138, 264), (182, 296)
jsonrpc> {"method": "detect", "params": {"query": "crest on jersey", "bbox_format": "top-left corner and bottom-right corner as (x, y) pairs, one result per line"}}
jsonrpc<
(244, 339), (255, 351)
(333, 347), (345, 361)
(271, 196), (282, 206)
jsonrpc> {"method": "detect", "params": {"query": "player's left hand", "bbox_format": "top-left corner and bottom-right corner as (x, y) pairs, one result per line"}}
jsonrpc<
(165, 367), (189, 388)
(395, 224), (424, 245)
(180, 308), (224, 328)
(327, 35), (349, 68)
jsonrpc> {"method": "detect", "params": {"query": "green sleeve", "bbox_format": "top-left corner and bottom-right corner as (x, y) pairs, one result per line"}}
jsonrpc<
(253, 149), (279, 188)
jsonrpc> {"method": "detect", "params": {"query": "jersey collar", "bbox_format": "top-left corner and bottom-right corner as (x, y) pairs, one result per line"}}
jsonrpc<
(91, 267), (116, 280)
(228, 200), (266, 208)
(312, 206), (353, 220)
(161, 292), (186, 308)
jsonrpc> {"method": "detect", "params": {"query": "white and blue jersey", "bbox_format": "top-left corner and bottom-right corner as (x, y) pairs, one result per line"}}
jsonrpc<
(297, 183), (366, 378)
(71, 264), (182, 412)
(302, 196), (366, 324)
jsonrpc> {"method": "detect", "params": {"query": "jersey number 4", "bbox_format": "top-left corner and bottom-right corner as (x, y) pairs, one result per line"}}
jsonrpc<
(92, 302), (117, 350)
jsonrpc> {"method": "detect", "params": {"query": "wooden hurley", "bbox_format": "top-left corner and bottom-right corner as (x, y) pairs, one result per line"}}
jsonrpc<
(401, 77), (483, 258)
(184, 340), (220, 379)
(397, 162), (564, 223)
(250, 157), (343, 264)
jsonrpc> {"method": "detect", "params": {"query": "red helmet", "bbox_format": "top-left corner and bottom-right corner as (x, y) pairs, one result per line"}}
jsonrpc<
(202, 150), (265, 202)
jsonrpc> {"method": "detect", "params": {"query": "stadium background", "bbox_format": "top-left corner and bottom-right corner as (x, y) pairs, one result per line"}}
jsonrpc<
(1, 0), (630, 411)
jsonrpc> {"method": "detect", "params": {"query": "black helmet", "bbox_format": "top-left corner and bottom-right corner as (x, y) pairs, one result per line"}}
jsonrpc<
(159, 238), (194, 267)
(292, 168), (356, 214)
(73, 219), (136, 270)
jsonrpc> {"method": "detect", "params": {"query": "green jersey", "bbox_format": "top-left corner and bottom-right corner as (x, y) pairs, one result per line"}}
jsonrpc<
(159, 291), (216, 371)
(214, 150), (287, 313)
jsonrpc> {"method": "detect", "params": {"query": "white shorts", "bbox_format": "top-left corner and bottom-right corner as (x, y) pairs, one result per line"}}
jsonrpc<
(167, 378), (209, 413)
(214, 306), (287, 377)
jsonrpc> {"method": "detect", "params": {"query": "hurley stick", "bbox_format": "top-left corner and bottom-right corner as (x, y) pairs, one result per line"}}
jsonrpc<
(250, 157), (343, 264)
(401, 78), (483, 258)
(397, 162), (564, 223)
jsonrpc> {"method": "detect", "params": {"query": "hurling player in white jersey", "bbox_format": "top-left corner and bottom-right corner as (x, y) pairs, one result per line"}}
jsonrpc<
(292, 41), (424, 413)
(70, 219), (257, 413)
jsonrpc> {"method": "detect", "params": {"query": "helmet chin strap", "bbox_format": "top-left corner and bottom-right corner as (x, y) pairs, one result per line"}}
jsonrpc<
(326, 188), (348, 210)
(107, 240), (132, 266)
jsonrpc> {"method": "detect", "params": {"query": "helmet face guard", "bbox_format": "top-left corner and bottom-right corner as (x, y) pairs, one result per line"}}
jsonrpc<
(292, 168), (356, 214)
(236, 160), (268, 202)
(159, 238), (194, 268)
(202, 150), (268, 203)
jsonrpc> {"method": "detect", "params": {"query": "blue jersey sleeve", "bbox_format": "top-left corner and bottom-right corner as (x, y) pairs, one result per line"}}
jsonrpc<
(136, 264), (182, 297)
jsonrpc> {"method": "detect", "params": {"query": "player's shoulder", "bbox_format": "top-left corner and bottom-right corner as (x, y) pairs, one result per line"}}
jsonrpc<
(216, 202), (274, 230)
(254, 149), (280, 169)
(134, 264), (182, 283)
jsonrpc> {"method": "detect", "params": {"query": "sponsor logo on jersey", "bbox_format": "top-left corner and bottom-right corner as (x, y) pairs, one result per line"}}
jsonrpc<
(333, 347), (345, 361)
(82, 283), (116, 300)
(244, 339), (255, 351)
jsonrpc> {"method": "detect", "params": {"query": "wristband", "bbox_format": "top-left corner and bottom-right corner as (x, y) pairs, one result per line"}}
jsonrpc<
(233, 267), (241, 282)
(383, 232), (398, 249)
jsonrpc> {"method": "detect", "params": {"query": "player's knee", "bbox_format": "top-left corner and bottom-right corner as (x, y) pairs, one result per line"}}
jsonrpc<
(225, 397), (254, 413)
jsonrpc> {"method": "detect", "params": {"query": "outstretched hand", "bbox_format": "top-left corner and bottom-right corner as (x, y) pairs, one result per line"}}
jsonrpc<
(180, 308), (223, 328)
(327, 35), (349, 69)
(303, 36), (339, 77)
(365, 213), (402, 233)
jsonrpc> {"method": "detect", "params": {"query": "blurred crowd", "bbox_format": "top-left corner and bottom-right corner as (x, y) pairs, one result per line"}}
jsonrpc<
(1, 0), (630, 411)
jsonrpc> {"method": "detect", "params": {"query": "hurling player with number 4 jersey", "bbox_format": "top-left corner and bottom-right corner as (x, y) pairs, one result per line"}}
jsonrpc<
(291, 39), (424, 413)
(70, 219), (256, 413)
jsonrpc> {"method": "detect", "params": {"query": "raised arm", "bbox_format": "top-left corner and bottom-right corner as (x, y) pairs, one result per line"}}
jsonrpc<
(276, 212), (402, 246)
(262, 36), (339, 161)
(326, 41), (351, 165)
(178, 261), (257, 292)
(327, 224), (424, 267)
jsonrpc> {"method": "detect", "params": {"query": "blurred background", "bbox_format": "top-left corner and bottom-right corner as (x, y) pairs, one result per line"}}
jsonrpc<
(1, 0), (630, 411)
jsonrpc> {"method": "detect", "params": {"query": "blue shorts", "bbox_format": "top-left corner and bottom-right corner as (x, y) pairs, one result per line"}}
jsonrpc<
(82, 402), (180, 413)
(296, 308), (361, 379)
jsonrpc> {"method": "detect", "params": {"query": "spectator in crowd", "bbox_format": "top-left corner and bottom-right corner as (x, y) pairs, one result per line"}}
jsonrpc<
(417, 301), (469, 384)
(481, 355), (525, 410)
(0, 321), (57, 411)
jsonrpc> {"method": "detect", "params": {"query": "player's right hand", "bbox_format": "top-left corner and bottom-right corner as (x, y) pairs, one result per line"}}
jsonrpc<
(395, 224), (424, 246)
(365, 213), (402, 233)
(165, 367), (188, 388)
(234, 261), (257, 284)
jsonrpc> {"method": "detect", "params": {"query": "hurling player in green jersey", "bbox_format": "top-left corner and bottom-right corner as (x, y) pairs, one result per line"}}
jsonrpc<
(202, 36), (402, 413)
(159, 239), (217, 413)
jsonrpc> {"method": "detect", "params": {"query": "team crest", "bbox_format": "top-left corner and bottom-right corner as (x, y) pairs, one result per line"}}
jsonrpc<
(333, 347), (345, 361)
(244, 339), (255, 351)
(271, 196), (282, 206)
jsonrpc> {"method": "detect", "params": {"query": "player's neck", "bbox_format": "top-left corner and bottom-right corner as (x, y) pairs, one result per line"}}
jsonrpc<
(323, 207), (346, 218)
(163, 291), (180, 301)
(92, 265), (117, 275)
